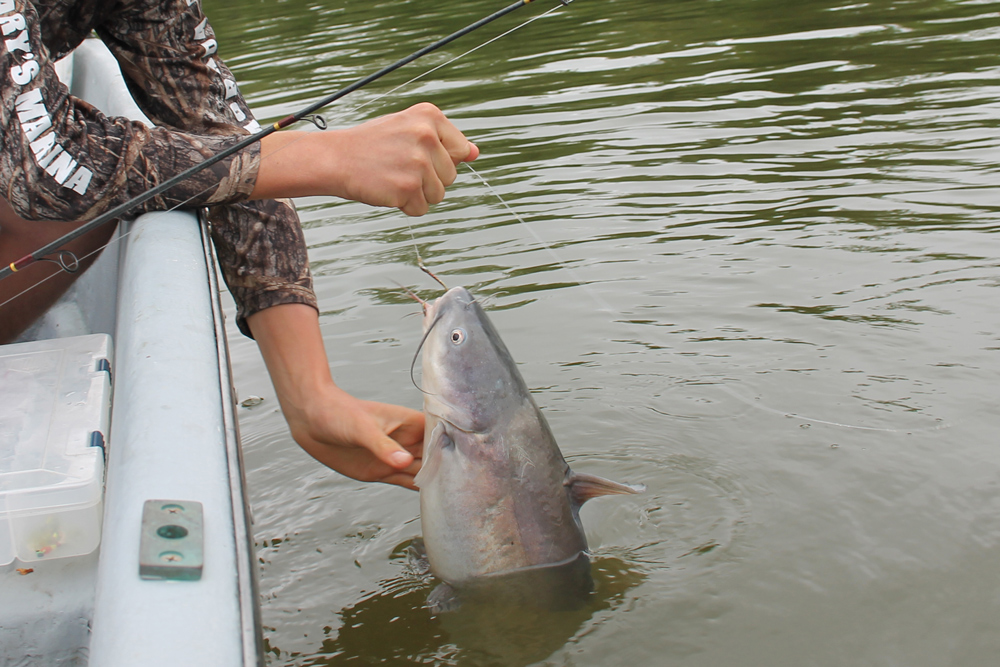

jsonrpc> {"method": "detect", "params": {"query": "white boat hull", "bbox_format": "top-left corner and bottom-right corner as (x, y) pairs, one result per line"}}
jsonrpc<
(1, 38), (262, 667)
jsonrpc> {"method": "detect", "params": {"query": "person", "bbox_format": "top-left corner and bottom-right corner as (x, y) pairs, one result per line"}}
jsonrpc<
(0, 0), (479, 489)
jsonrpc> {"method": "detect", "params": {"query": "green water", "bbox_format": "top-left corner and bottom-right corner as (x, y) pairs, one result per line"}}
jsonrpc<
(205, 0), (1000, 664)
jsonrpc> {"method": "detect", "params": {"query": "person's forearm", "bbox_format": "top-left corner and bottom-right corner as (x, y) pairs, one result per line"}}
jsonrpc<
(252, 130), (339, 200)
(246, 302), (338, 422)
(250, 103), (478, 216)
(247, 303), (423, 486)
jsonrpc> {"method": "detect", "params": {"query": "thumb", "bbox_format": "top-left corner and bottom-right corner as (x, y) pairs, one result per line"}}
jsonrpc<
(454, 141), (479, 164)
(465, 142), (480, 162)
(370, 434), (415, 470)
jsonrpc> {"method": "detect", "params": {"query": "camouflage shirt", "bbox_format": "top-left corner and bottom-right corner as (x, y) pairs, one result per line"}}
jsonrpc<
(1, 0), (315, 336)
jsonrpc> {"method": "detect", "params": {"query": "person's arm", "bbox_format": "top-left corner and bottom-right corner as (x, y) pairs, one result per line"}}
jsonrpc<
(243, 104), (476, 488)
(3, 0), (471, 488)
(247, 303), (425, 489)
(253, 102), (479, 216)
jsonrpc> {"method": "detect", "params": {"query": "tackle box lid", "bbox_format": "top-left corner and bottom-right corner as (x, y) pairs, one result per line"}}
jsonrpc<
(0, 333), (111, 521)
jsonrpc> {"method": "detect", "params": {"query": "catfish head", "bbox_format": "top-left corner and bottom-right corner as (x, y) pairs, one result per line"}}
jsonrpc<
(415, 286), (530, 434)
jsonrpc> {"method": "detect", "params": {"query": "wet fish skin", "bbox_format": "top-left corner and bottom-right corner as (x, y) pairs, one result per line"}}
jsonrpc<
(413, 286), (642, 607)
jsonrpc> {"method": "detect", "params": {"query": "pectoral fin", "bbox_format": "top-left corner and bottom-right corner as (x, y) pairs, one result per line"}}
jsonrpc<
(413, 422), (453, 489)
(567, 470), (645, 508)
(407, 537), (430, 575)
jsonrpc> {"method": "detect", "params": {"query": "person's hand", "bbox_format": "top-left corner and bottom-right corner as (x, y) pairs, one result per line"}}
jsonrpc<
(248, 303), (425, 490)
(253, 102), (479, 216)
(288, 386), (425, 489)
(327, 102), (479, 215)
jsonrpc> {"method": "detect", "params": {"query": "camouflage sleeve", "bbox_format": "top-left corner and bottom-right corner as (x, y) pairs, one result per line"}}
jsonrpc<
(5, 0), (317, 337)
(92, 0), (317, 337)
(0, 0), (260, 223)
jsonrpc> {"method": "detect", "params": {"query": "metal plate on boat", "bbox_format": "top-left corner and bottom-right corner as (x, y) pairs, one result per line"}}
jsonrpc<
(139, 500), (204, 581)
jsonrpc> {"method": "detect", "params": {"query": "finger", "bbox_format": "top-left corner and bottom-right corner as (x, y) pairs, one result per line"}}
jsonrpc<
(401, 194), (429, 217)
(357, 413), (418, 469)
(463, 142), (479, 163)
(422, 172), (446, 208)
(415, 128), (456, 206)
(433, 113), (475, 164)
(384, 442), (421, 483)
(429, 141), (458, 188)
(380, 472), (419, 491)
(387, 446), (415, 469)
(363, 400), (424, 439)
(401, 455), (422, 476)
(356, 441), (414, 477)
(397, 171), (430, 215)
(390, 420), (424, 450)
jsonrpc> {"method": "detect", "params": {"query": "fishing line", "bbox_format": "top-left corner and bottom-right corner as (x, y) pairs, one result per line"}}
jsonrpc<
(295, 0), (569, 289)
(0, 209), (188, 313)
(0, 257), (73, 310)
(0, 165), (240, 313)
(463, 162), (616, 316)
(351, 0), (571, 119)
(352, 5), (941, 438)
(458, 165), (945, 435)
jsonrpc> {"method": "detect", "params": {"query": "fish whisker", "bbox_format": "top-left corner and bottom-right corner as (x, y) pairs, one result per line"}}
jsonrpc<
(392, 279), (429, 315)
(419, 259), (448, 290)
(410, 310), (444, 394)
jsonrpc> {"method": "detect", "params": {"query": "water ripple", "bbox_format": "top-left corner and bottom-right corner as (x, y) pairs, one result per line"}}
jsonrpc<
(210, 0), (1000, 663)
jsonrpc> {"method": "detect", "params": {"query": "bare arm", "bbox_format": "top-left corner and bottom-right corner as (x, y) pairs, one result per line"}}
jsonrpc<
(244, 103), (479, 488)
(247, 303), (426, 489)
(252, 102), (479, 216)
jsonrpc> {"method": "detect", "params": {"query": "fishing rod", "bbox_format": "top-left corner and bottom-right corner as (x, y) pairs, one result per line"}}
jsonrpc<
(1, 0), (569, 283)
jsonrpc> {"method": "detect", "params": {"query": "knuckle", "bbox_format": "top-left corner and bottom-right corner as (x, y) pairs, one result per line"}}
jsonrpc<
(409, 149), (434, 173)
(397, 173), (423, 196)
(413, 124), (438, 144)
(412, 101), (441, 116)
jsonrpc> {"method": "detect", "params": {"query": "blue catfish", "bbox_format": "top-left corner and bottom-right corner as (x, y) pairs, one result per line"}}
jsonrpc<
(412, 286), (642, 612)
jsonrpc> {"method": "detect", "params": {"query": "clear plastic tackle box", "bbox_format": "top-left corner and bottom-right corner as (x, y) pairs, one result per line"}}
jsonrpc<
(0, 333), (111, 565)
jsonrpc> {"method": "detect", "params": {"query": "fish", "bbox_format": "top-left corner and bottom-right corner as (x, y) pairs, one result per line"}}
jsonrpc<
(411, 286), (643, 612)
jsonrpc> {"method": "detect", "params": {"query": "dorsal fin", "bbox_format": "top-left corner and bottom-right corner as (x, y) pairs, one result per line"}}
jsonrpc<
(566, 471), (645, 508)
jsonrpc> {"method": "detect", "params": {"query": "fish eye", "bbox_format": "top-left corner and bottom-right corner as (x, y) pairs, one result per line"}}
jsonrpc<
(450, 328), (466, 345)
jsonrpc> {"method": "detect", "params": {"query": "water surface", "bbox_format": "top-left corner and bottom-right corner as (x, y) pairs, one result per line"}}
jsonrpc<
(204, 0), (1000, 663)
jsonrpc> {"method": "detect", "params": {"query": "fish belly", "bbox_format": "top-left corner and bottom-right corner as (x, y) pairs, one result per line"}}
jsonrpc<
(419, 426), (587, 586)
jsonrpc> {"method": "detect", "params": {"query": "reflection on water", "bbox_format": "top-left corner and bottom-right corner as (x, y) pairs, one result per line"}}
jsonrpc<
(267, 547), (644, 666)
(209, 0), (1000, 664)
